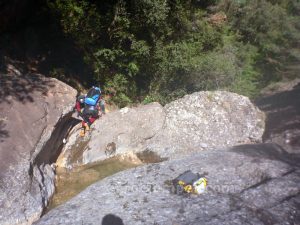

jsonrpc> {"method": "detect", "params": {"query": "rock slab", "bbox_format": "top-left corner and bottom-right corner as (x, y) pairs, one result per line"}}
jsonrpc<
(60, 91), (265, 166)
(35, 143), (300, 225)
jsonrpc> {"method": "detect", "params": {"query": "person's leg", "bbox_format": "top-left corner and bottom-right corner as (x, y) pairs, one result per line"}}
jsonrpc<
(82, 108), (99, 132)
(89, 116), (97, 125)
(82, 114), (91, 130)
(79, 121), (86, 137)
(84, 116), (96, 131)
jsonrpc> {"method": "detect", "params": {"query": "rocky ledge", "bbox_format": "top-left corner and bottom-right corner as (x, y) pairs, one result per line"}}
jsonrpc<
(35, 143), (300, 225)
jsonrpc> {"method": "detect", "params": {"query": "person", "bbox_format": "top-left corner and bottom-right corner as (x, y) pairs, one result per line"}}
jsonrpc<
(75, 86), (105, 137)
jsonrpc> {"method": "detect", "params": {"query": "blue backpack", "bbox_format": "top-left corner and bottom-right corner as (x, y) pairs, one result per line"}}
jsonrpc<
(84, 87), (101, 106)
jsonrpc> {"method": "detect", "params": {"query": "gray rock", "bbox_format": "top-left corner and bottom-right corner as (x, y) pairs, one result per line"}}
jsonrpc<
(60, 91), (265, 166)
(0, 73), (77, 225)
(147, 91), (265, 158)
(59, 102), (166, 166)
(35, 143), (300, 225)
(256, 79), (300, 154)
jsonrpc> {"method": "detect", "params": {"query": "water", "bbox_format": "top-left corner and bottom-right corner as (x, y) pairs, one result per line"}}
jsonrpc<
(47, 156), (141, 211)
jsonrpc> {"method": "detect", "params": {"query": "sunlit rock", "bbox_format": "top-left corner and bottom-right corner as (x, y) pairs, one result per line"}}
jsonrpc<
(35, 143), (300, 225)
(60, 91), (265, 166)
(0, 73), (77, 225)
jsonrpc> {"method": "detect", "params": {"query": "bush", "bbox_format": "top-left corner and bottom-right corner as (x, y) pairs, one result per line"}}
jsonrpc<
(48, 0), (299, 106)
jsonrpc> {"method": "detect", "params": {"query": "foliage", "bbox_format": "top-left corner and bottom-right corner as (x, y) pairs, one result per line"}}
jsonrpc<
(218, 0), (300, 83)
(47, 0), (300, 106)
(103, 73), (133, 107)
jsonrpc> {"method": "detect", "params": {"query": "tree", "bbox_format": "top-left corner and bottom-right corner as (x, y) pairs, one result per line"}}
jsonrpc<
(47, 0), (299, 106)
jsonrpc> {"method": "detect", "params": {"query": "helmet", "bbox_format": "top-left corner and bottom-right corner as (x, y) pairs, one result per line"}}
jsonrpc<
(93, 86), (101, 94)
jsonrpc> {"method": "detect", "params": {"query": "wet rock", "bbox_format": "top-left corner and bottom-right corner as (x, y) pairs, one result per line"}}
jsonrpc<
(35, 143), (300, 225)
(0, 73), (77, 225)
(60, 91), (265, 166)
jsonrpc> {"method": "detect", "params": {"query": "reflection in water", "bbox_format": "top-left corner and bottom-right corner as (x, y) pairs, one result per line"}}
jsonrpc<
(47, 157), (141, 211)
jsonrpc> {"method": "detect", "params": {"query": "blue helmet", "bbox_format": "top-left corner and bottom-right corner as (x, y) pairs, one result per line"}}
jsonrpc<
(94, 86), (101, 94)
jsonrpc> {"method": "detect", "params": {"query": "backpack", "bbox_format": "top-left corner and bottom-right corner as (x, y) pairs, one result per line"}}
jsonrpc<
(172, 170), (207, 195)
(84, 87), (101, 106)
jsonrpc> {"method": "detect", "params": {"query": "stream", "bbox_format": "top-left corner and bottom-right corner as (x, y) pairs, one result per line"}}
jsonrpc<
(46, 156), (141, 212)
(44, 136), (166, 214)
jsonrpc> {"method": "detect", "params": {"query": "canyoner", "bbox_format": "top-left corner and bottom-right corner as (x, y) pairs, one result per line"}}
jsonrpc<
(75, 85), (106, 137)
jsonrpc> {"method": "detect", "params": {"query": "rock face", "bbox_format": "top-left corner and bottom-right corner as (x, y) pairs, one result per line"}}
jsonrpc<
(59, 102), (166, 166)
(35, 143), (300, 225)
(256, 79), (300, 155)
(146, 91), (265, 158)
(0, 72), (77, 225)
(60, 91), (265, 166)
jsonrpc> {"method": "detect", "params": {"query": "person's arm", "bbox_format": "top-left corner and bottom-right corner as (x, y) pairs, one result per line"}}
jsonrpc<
(99, 96), (106, 114)
(100, 100), (106, 114)
(75, 101), (82, 112)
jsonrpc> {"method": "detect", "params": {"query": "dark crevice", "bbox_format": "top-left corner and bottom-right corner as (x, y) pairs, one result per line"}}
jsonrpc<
(275, 192), (300, 208)
(228, 194), (279, 225)
(35, 167), (46, 204)
(28, 162), (33, 178)
(239, 176), (272, 194)
(281, 168), (296, 177)
(34, 113), (81, 166)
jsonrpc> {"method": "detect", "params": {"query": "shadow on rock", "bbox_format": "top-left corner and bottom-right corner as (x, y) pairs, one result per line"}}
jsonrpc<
(0, 120), (9, 142)
(231, 143), (300, 167)
(102, 214), (124, 225)
(0, 72), (54, 104)
(256, 83), (300, 143)
(34, 117), (81, 166)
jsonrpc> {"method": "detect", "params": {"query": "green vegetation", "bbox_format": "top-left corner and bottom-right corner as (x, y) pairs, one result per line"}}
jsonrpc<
(48, 0), (300, 106)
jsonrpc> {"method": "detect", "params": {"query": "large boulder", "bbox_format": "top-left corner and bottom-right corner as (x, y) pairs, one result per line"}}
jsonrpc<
(146, 91), (265, 158)
(59, 102), (166, 166)
(60, 91), (265, 166)
(35, 143), (300, 225)
(0, 72), (77, 225)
